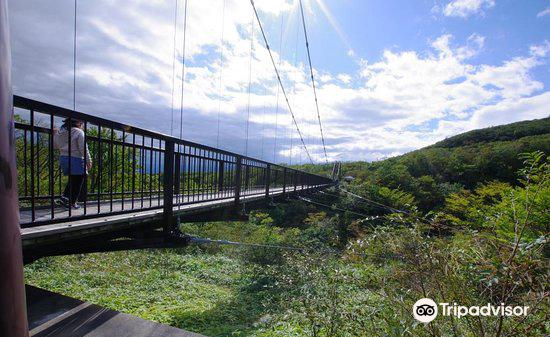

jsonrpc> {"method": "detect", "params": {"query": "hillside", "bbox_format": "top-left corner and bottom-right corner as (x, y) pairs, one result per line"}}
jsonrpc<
(299, 117), (550, 210)
(428, 117), (550, 149)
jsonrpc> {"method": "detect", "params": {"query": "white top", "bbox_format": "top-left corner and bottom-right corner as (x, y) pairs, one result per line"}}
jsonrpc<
(53, 127), (92, 164)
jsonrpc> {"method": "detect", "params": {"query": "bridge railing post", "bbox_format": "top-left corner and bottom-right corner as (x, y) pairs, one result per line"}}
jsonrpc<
(244, 165), (250, 191)
(174, 152), (181, 204)
(163, 139), (175, 233)
(234, 156), (242, 205)
(282, 167), (287, 195)
(218, 161), (224, 192)
(265, 164), (271, 198)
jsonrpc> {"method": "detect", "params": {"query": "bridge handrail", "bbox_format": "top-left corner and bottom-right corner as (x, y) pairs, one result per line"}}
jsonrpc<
(14, 95), (333, 228)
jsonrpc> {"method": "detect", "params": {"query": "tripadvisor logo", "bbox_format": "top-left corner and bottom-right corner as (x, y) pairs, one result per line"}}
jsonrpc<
(413, 298), (529, 323)
(413, 298), (438, 323)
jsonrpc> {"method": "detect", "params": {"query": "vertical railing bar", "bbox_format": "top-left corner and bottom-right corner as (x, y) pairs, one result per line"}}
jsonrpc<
(149, 137), (153, 207)
(30, 110), (36, 221)
(210, 156), (214, 198)
(109, 128), (114, 212)
(187, 146), (191, 203)
(192, 148), (196, 202)
(121, 130), (125, 210)
(49, 114), (55, 219)
(141, 135), (145, 208)
(158, 140), (162, 206)
(23, 130), (28, 197)
(67, 116), (72, 217)
(97, 123), (102, 214)
(198, 149), (202, 199)
(131, 132), (136, 210)
(83, 121), (88, 215)
(36, 127), (41, 198)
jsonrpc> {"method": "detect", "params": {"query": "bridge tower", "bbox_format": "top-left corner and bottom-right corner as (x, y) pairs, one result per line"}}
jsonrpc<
(0, 0), (29, 335)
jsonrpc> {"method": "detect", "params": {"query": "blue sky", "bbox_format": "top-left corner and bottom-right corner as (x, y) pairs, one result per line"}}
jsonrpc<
(8, 0), (550, 163)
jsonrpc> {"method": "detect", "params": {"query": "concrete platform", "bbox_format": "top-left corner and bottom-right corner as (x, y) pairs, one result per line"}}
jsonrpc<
(26, 285), (206, 337)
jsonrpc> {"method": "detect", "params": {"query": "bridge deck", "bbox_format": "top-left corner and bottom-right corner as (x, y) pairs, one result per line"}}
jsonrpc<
(20, 186), (319, 244)
(21, 187), (287, 224)
(27, 285), (205, 337)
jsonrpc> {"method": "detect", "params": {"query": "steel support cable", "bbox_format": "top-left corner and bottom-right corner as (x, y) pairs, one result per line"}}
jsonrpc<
(249, 0), (314, 164)
(245, 11), (254, 156)
(331, 189), (460, 231)
(187, 234), (397, 258)
(298, 196), (374, 218)
(170, 0), (179, 136)
(298, 0), (328, 163)
(179, 0), (189, 140)
(216, 0), (226, 147)
(289, 23), (300, 166)
(187, 235), (337, 253)
(260, 87), (267, 159)
(320, 189), (402, 214)
(273, 14), (283, 163)
(337, 188), (409, 214)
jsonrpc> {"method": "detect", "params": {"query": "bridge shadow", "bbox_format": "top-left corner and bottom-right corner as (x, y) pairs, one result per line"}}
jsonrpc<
(168, 261), (283, 337)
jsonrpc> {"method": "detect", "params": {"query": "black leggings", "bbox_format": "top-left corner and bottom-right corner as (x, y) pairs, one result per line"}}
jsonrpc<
(63, 175), (86, 204)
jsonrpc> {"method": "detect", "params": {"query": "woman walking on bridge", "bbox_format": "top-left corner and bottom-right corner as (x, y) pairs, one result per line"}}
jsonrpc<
(53, 118), (92, 209)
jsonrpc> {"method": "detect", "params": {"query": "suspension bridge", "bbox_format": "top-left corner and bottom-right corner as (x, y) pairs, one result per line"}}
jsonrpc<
(1, 0), (338, 336)
(16, 95), (334, 263)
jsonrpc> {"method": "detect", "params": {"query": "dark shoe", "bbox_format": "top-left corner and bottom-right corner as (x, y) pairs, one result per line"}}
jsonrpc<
(55, 197), (69, 209)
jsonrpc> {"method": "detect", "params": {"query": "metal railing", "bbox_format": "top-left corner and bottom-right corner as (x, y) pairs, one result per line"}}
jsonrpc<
(14, 96), (333, 228)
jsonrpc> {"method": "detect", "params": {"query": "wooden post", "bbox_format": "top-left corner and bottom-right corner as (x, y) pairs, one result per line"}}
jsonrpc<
(0, 0), (29, 334)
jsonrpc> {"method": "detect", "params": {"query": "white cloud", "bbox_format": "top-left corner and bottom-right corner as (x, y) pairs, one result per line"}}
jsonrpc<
(537, 7), (550, 18)
(443, 0), (495, 18)
(8, 0), (549, 163)
(337, 74), (351, 84)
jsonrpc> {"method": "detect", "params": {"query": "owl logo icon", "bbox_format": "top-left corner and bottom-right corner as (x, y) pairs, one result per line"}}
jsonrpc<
(413, 298), (438, 323)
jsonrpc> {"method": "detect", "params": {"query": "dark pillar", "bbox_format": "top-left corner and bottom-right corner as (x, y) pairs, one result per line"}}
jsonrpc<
(282, 167), (287, 195)
(264, 164), (270, 198)
(162, 140), (175, 233)
(0, 0), (29, 335)
(234, 156), (242, 205)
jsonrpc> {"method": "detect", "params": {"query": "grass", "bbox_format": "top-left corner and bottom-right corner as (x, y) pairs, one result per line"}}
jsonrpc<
(24, 248), (273, 337)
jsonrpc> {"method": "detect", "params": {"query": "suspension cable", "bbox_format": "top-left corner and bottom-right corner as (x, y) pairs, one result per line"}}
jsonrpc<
(273, 13), (283, 163)
(337, 188), (409, 214)
(289, 129), (293, 165)
(187, 234), (336, 252)
(245, 10), (254, 156)
(73, 0), (77, 111)
(216, 0), (226, 148)
(290, 17), (300, 166)
(261, 87), (267, 159)
(170, 0), (179, 136)
(330, 188), (458, 230)
(298, 0), (328, 163)
(249, 0), (314, 164)
(179, 0), (189, 140)
(298, 196), (379, 219)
